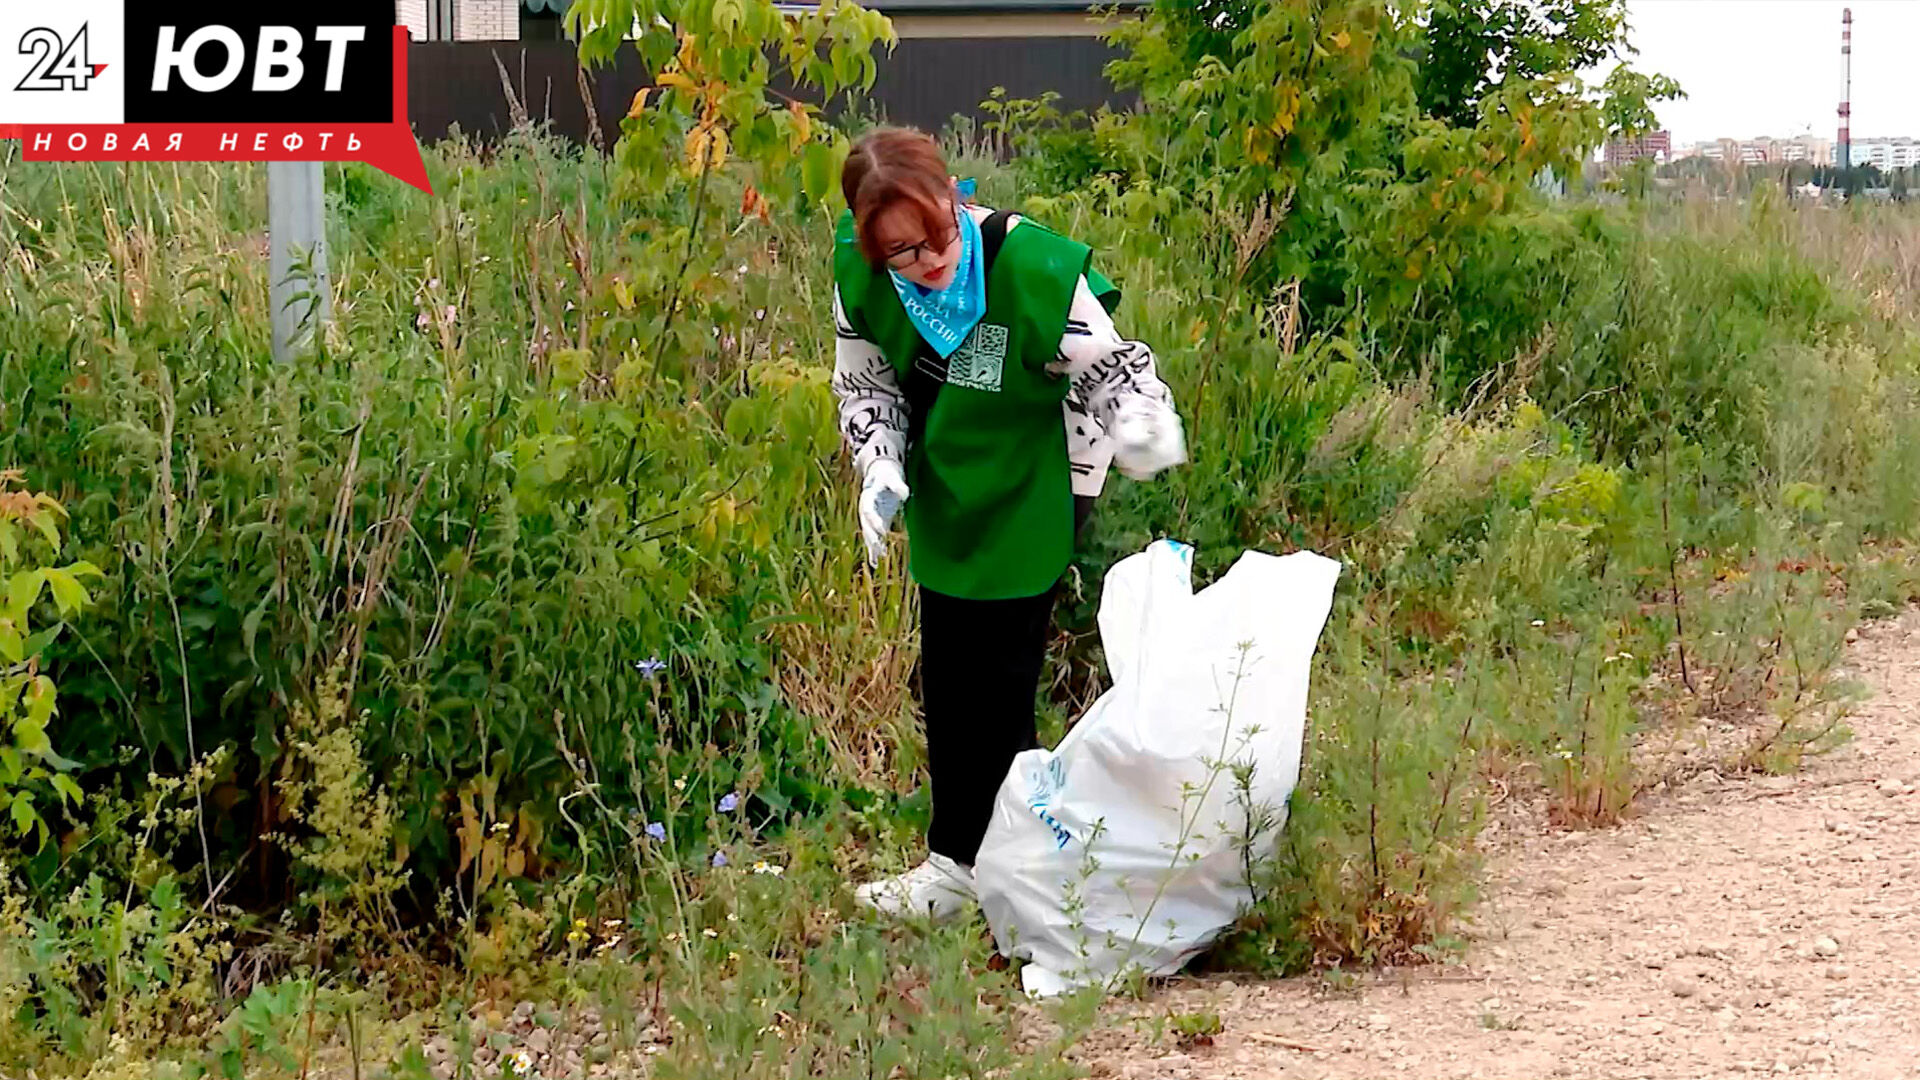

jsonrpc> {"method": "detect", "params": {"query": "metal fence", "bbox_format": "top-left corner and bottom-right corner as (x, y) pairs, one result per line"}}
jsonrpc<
(406, 36), (1134, 151)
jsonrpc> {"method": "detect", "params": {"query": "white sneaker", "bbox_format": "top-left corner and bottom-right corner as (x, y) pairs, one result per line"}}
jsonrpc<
(854, 853), (977, 922)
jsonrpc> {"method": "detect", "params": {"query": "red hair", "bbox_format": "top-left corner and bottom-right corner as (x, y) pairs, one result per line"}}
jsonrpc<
(841, 127), (956, 269)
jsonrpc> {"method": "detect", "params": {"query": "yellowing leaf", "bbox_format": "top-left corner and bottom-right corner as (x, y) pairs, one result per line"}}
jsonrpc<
(656, 71), (697, 93)
(1245, 126), (1270, 164)
(685, 125), (729, 175)
(627, 88), (651, 119)
(456, 795), (480, 875)
(479, 836), (501, 891)
(740, 184), (770, 223)
(789, 100), (812, 148)
(1330, 30), (1351, 49)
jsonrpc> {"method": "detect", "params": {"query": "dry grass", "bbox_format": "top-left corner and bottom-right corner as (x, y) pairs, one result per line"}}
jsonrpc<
(773, 557), (923, 793)
(1790, 203), (1920, 326)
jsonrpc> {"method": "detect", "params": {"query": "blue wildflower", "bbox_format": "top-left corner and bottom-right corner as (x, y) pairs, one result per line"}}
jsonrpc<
(711, 851), (729, 868)
(635, 656), (667, 679)
(645, 821), (666, 841)
(718, 793), (739, 813)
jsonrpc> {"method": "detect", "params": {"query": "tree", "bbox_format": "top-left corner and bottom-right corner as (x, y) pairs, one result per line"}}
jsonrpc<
(1417, 0), (1627, 128)
(569, 0), (894, 209)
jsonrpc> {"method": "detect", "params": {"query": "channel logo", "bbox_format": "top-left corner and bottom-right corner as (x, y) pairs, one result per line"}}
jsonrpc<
(0, 1), (429, 191)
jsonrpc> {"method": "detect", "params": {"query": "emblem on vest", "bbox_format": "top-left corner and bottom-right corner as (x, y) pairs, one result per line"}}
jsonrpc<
(944, 323), (1009, 393)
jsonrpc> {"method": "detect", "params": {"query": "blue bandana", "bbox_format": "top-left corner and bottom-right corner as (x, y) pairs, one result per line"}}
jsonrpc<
(889, 198), (986, 360)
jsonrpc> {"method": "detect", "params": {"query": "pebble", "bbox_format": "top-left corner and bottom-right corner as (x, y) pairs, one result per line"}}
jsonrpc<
(1669, 975), (1701, 999)
(1826, 965), (1850, 980)
(1815, 937), (1842, 958)
(1877, 778), (1905, 796)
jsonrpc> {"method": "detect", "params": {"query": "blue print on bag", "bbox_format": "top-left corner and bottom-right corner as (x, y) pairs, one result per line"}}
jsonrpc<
(1025, 758), (1075, 849)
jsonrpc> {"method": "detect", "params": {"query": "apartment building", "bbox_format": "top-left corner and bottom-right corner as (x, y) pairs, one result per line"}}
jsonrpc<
(1675, 135), (1835, 167)
(1604, 129), (1672, 165)
(1853, 137), (1920, 171)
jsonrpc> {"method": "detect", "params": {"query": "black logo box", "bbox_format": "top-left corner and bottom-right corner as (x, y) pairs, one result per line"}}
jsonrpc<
(122, 1), (394, 123)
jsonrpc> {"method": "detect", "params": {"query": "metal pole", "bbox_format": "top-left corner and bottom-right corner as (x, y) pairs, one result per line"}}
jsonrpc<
(268, 161), (332, 364)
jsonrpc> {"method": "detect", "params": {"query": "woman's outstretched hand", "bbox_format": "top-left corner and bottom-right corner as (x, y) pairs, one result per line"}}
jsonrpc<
(859, 459), (912, 566)
(1110, 397), (1188, 481)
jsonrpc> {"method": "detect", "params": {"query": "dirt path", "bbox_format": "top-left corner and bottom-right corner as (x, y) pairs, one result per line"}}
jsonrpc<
(1076, 609), (1920, 1080)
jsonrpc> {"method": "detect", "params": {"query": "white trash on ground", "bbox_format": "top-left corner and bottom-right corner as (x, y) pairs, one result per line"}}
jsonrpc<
(974, 540), (1342, 998)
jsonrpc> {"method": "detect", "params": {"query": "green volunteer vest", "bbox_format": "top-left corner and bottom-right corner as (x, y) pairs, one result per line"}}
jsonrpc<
(834, 209), (1121, 600)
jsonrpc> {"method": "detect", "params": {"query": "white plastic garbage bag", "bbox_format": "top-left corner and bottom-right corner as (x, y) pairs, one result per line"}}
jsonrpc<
(974, 540), (1341, 998)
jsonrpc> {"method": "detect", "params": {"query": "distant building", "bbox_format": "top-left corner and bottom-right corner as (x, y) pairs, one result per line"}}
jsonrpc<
(1605, 129), (1671, 165)
(1675, 135), (1835, 167)
(1853, 137), (1920, 171)
(1776, 135), (1835, 165)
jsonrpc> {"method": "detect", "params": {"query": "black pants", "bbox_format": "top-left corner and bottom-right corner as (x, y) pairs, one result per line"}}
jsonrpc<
(919, 496), (1093, 865)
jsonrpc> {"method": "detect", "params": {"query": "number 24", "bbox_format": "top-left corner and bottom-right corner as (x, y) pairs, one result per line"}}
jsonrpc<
(16, 26), (95, 92)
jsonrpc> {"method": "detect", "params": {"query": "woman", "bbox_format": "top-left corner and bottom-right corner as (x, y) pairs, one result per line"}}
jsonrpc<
(831, 127), (1187, 921)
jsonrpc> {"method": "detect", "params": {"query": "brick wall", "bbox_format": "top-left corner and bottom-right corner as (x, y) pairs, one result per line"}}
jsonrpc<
(456, 0), (519, 40)
(396, 0), (429, 39)
(396, 0), (516, 40)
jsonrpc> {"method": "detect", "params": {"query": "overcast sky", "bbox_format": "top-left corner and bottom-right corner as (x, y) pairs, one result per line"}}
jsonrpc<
(1608, 0), (1920, 145)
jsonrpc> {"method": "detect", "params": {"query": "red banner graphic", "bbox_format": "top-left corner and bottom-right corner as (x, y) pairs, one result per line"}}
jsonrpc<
(4, 27), (429, 192)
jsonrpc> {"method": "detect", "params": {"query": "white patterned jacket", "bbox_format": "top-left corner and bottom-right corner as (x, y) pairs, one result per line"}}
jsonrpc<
(831, 206), (1174, 498)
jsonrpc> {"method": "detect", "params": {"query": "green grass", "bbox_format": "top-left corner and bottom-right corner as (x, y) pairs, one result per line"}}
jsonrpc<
(0, 127), (1918, 1076)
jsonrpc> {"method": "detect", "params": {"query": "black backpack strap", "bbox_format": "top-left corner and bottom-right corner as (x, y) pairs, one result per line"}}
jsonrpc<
(904, 210), (1016, 447)
(980, 209), (1014, 269)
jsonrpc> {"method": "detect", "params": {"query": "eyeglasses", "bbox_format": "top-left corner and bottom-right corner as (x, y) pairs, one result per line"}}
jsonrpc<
(880, 217), (957, 271)
(883, 241), (934, 271)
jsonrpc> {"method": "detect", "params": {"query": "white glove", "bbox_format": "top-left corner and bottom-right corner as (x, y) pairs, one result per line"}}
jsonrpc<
(1109, 396), (1188, 481)
(858, 459), (911, 566)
